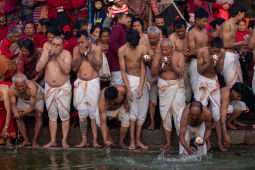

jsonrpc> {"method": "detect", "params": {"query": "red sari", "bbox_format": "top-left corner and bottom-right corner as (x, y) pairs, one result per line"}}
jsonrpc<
(0, 81), (17, 138)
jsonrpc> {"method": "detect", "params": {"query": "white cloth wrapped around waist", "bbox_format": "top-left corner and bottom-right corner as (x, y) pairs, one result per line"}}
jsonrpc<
(74, 77), (100, 111)
(127, 74), (144, 92)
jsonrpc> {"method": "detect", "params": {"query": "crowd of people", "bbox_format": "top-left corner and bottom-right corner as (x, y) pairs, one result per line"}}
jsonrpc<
(0, 0), (255, 156)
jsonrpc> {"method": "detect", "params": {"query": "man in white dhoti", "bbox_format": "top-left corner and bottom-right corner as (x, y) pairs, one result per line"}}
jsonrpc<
(98, 85), (130, 149)
(151, 38), (186, 151)
(36, 36), (72, 148)
(220, 82), (249, 147)
(179, 101), (212, 155)
(72, 30), (103, 148)
(10, 74), (44, 148)
(195, 37), (227, 151)
(119, 30), (149, 150)
(187, 8), (209, 93)
(220, 2), (246, 86)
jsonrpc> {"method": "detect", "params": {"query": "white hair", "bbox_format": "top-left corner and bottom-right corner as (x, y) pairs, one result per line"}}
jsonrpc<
(147, 25), (160, 36)
(7, 25), (22, 39)
(160, 38), (173, 47)
(12, 73), (28, 85)
(53, 36), (63, 44)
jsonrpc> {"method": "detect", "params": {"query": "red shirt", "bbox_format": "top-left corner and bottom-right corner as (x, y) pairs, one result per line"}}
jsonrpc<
(34, 33), (48, 48)
(63, 36), (77, 54)
(236, 30), (248, 42)
(72, 0), (88, 19)
(0, 38), (16, 59)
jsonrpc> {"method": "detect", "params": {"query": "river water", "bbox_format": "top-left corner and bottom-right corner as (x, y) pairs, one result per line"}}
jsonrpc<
(1, 147), (255, 170)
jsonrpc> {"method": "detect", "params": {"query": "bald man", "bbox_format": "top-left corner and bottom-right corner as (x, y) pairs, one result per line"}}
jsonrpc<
(9, 74), (44, 147)
(151, 38), (186, 151)
(178, 101), (212, 155)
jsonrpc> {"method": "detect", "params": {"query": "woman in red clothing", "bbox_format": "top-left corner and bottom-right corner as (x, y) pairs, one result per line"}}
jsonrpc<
(98, 27), (111, 55)
(0, 81), (17, 146)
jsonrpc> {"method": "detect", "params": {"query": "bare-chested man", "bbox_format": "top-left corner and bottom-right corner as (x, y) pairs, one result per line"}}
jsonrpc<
(9, 74), (44, 147)
(151, 38), (186, 151)
(119, 30), (149, 150)
(221, 82), (249, 147)
(36, 36), (72, 149)
(248, 21), (255, 93)
(169, 18), (191, 102)
(132, 18), (147, 45)
(141, 26), (161, 130)
(195, 37), (226, 151)
(187, 8), (209, 93)
(98, 85), (130, 149)
(179, 101), (212, 155)
(220, 2), (246, 86)
(72, 30), (102, 148)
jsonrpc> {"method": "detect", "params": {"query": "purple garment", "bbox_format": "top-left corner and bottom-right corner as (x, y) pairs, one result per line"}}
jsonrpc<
(107, 23), (127, 72)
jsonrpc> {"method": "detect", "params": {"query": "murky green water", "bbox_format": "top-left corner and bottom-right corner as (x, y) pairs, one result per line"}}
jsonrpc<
(1, 147), (255, 170)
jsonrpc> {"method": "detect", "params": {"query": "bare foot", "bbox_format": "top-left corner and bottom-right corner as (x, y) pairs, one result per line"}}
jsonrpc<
(119, 142), (128, 150)
(62, 141), (69, 149)
(136, 141), (148, 150)
(0, 138), (5, 145)
(104, 141), (115, 149)
(147, 124), (155, 130)
(218, 144), (227, 152)
(233, 120), (247, 127)
(93, 142), (102, 148)
(43, 141), (57, 148)
(160, 143), (171, 151)
(18, 140), (31, 147)
(128, 141), (136, 150)
(32, 141), (39, 148)
(75, 141), (89, 148)
(227, 121), (237, 130)
(6, 139), (12, 147)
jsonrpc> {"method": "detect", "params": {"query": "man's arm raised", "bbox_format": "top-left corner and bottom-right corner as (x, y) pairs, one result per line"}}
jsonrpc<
(56, 51), (72, 75)
(88, 47), (102, 72)
(72, 46), (82, 72)
(36, 50), (50, 72)
(169, 52), (185, 77)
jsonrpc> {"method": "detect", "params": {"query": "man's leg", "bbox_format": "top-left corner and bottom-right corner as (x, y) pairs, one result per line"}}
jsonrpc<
(148, 101), (156, 130)
(128, 119), (136, 150)
(32, 111), (42, 147)
(119, 126), (129, 149)
(61, 119), (70, 148)
(227, 110), (244, 129)
(43, 120), (57, 148)
(215, 120), (227, 152)
(91, 118), (101, 148)
(160, 128), (171, 151)
(76, 118), (89, 148)
(136, 121), (148, 150)
(18, 118), (30, 147)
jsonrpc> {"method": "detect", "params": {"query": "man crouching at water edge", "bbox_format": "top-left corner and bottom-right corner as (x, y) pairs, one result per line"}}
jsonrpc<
(36, 36), (72, 149)
(72, 30), (102, 148)
(98, 86), (130, 149)
(119, 30), (149, 150)
(9, 74), (44, 147)
(151, 38), (186, 151)
(179, 101), (212, 155)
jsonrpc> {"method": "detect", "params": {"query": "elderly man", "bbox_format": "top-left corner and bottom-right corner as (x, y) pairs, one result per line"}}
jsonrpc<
(36, 36), (72, 148)
(9, 74), (44, 147)
(151, 38), (186, 151)
(178, 101), (212, 155)
(72, 30), (102, 148)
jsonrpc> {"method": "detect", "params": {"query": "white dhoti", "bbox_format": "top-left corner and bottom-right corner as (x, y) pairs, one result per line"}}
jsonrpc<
(177, 110), (207, 155)
(127, 74), (149, 124)
(110, 71), (123, 86)
(96, 105), (130, 127)
(74, 78), (100, 121)
(222, 52), (243, 86)
(158, 77), (186, 133)
(45, 81), (72, 121)
(194, 74), (221, 121)
(17, 83), (44, 114)
(184, 63), (192, 102)
(188, 58), (199, 92)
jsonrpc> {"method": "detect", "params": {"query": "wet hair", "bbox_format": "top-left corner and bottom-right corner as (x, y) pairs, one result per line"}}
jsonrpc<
(210, 17), (225, 29)
(38, 18), (50, 28)
(114, 13), (126, 23)
(132, 18), (144, 31)
(173, 18), (187, 30)
(231, 82), (245, 95)
(104, 86), (118, 101)
(195, 8), (209, 20)
(90, 25), (101, 34)
(155, 15), (164, 21)
(229, 2), (246, 18)
(157, 25), (169, 38)
(127, 13), (134, 21)
(190, 100), (203, 113)
(126, 30), (140, 47)
(24, 20), (35, 28)
(78, 20), (88, 30)
(147, 25), (160, 36)
(46, 26), (61, 36)
(210, 37), (223, 48)
(76, 30), (89, 39)
(20, 39), (34, 54)
(12, 73), (28, 85)
(248, 20), (255, 29)
(99, 27), (111, 39)
(238, 19), (246, 25)
(7, 25), (22, 38)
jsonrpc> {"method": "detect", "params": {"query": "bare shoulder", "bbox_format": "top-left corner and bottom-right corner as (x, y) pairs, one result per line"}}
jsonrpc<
(92, 44), (101, 52)
(9, 85), (16, 95)
(0, 85), (9, 94)
(73, 46), (79, 53)
(118, 44), (127, 53)
(169, 33), (176, 40)
(27, 80), (37, 90)
(116, 85), (126, 94)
